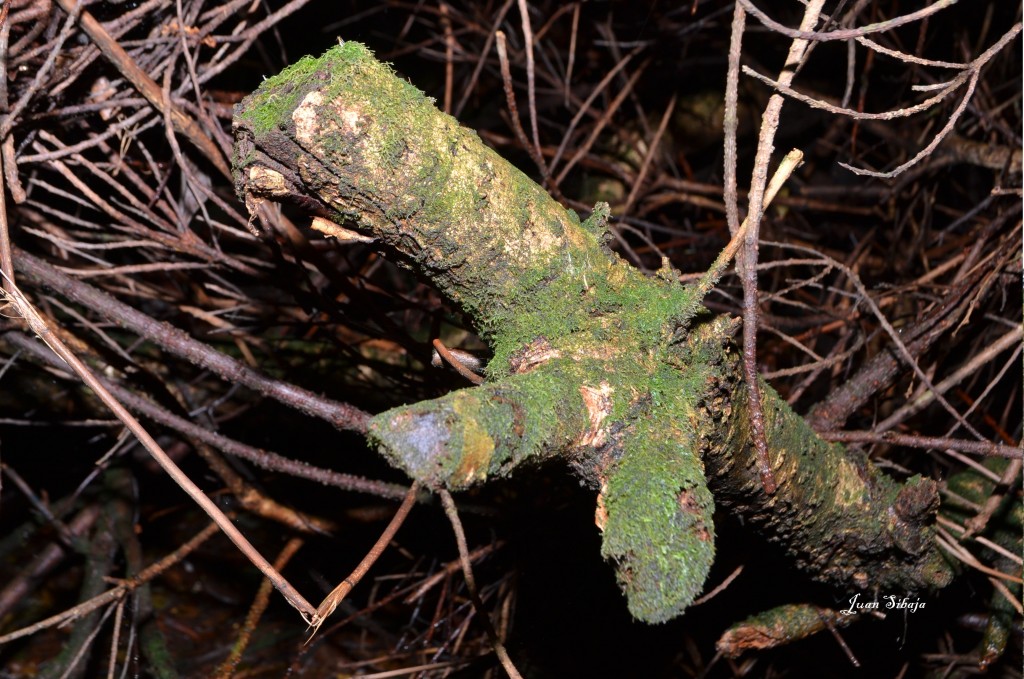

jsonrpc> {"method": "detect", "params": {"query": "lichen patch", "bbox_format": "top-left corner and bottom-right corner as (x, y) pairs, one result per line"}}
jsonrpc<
(508, 337), (562, 374)
(577, 381), (613, 448)
(595, 478), (609, 531)
(293, 91), (325, 147)
(247, 167), (289, 197)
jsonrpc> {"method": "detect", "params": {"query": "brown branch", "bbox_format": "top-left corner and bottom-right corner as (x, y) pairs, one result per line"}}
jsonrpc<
(453, 0), (516, 118)
(308, 483), (420, 636)
(495, 31), (551, 186)
(820, 430), (1023, 459)
(739, 0), (958, 42)
(432, 338), (485, 385)
(49, 0), (231, 178)
(0, 521), (221, 646)
(12, 247), (371, 433)
(734, 0), (826, 495)
(723, 2), (745, 239)
(3, 330), (406, 499)
(621, 93), (676, 218)
(839, 23), (1022, 178)
(0, 503), (100, 620)
(515, 0), (543, 171)
(214, 537), (306, 679)
(440, 490), (523, 679)
(0, 279), (316, 620)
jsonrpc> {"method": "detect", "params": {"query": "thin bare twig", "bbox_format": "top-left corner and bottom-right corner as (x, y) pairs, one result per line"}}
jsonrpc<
(49, 0), (230, 178)
(564, 2), (579, 107)
(495, 31), (550, 185)
(13, 248), (371, 433)
(621, 93), (676, 218)
(0, 522), (221, 646)
(439, 490), (523, 679)
(454, 0), (517, 118)
(0, 279), (315, 620)
(692, 150), (805, 300)
(3, 330), (407, 499)
(739, 0), (958, 42)
(515, 0), (544, 174)
(307, 483), (420, 637)
(728, 0), (827, 495)
(819, 430), (1022, 459)
(723, 2), (745, 238)
(549, 47), (641, 175)
(763, 240), (990, 443)
(554, 59), (649, 186)
(214, 537), (305, 678)
(433, 338), (485, 385)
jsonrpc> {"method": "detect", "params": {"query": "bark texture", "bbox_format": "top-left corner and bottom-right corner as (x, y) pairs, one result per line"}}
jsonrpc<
(232, 42), (953, 623)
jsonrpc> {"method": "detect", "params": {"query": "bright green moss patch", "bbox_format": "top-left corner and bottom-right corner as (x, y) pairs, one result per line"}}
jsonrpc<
(236, 54), (321, 137)
(600, 414), (715, 623)
(237, 42), (428, 140)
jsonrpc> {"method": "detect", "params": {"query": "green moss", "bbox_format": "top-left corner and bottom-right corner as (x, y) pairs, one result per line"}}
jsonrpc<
(234, 43), (962, 627)
(485, 251), (700, 376)
(238, 42), (428, 140)
(258, 42), (938, 620)
(237, 53), (325, 137)
(600, 412), (715, 623)
(368, 363), (591, 490)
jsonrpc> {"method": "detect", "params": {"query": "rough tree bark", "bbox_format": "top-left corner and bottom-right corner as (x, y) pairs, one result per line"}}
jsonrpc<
(231, 43), (952, 623)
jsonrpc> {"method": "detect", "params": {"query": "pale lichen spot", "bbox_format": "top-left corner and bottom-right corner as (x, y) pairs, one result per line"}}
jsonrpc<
(514, 215), (564, 262)
(835, 456), (870, 508)
(451, 395), (495, 487)
(595, 478), (609, 531)
(339, 108), (362, 135)
(293, 91), (325, 147)
(508, 337), (562, 374)
(310, 217), (375, 243)
(247, 167), (289, 197)
(577, 381), (614, 447)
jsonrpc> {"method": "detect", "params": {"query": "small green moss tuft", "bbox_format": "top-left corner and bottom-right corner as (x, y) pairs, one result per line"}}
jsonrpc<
(580, 201), (611, 236)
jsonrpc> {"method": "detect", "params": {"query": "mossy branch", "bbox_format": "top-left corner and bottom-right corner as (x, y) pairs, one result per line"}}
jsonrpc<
(232, 42), (954, 623)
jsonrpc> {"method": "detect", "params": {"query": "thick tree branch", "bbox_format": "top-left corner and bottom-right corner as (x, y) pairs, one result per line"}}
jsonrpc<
(231, 43), (954, 622)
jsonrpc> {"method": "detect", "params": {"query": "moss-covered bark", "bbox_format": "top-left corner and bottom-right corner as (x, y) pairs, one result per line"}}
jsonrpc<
(694, 335), (952, 592)
(716, 604), (856, 658)
(232, 42), (953, 623)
